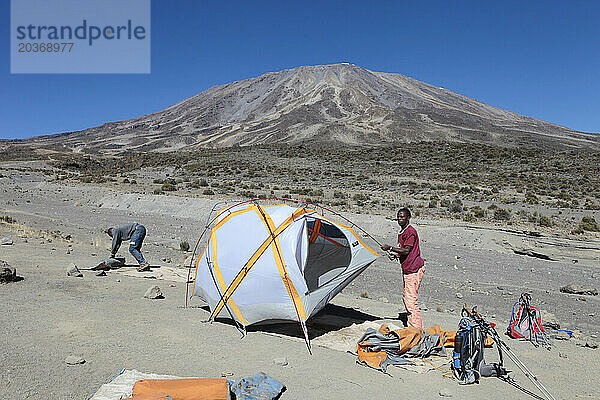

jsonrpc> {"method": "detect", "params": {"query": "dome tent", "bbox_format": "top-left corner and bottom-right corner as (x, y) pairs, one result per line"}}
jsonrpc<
(190, 201), (379, 352)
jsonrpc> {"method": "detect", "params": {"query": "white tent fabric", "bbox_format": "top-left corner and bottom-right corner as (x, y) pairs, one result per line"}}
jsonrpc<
(192, 203), (378, 329)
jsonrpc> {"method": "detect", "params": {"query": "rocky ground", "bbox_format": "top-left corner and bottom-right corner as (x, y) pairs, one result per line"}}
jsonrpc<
(1, 159), (599, 399)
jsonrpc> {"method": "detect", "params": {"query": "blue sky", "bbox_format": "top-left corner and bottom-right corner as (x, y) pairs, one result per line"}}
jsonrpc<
(1, 0), (598, 139)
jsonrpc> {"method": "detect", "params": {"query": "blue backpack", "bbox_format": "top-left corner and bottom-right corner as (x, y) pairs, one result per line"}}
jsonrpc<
(452, 317), (504, 384)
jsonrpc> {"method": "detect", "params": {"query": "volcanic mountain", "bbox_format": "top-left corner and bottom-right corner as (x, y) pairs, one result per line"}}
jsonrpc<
(7, 63), (600, 152)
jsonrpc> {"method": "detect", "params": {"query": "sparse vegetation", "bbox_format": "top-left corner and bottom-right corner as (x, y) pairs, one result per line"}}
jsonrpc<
(0, 215), (16, 223)
(580, 216), (600, 232)
(493, 208), (511, 221)
(161, 183), (177, 191)
(179, 241), (190, 251)
(4, 141), (594, 234)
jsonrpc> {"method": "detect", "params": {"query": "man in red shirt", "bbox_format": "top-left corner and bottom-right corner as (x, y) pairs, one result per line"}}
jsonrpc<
(381, 208), (425, 330)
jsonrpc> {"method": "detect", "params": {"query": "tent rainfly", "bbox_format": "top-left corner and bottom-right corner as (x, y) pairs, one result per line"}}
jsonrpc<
(191, 203), (379, 352)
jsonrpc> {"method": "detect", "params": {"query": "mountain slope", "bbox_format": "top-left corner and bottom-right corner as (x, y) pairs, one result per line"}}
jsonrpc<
(7, 64), (600, 152)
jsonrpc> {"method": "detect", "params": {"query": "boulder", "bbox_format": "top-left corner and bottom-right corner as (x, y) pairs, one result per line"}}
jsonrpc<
(0, 261), (20, 283)
(67, 263), (83, 278)
(541, 310), (560, 330)
(555, 331), (571, 341)
(1, 237), (13, 245)
(144, 285), (164, 299)
(93, 256), (126, 270)
(560, 285), (598, 296)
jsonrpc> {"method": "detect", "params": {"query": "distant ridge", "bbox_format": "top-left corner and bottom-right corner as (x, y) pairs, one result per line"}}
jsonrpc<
(4, 63), (599, 153)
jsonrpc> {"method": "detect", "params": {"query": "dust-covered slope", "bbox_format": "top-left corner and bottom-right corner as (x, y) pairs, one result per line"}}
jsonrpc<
(6, 63), (599, 153)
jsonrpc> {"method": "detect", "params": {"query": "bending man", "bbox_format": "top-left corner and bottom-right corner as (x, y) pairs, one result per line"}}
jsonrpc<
(106, 222), (150, 272)
(381, 208), (425, 330)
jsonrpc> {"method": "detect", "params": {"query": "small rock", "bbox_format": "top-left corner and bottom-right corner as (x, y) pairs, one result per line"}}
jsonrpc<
(436, 306), (444, 312)
(144, 285), (164, 299)
(95, 271), (107, 276)
(438, 389), (453, 397)
(455, 255), (461, 260)
(455, 292), (463, 299)
(555, 331), (571, 341)
(558, 352), (567, 359)
(67, 264), (83, 278)
(560, 285), (598, 296)
(1, 237), (13, 245)
(273, 357), (288, 366)
(359, 291), (369, 298)
(379, 297), (389, 303)
(65, 355), (85, 365)
(66, 248), (71, 255)
(497, 286), (504, 290)
(585, 340), (598, 349)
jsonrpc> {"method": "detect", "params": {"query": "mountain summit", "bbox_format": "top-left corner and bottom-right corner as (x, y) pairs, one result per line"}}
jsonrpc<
(14, 64), (600, 152)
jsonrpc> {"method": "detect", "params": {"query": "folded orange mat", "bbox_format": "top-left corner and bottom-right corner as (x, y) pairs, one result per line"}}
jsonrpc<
(123, 378), (229, 400)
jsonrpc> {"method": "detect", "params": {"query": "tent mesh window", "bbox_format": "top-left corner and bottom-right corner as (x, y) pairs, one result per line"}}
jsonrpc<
(304, 218), (351, 292)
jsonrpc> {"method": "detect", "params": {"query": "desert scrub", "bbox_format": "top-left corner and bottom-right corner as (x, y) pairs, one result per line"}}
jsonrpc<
(525, 192), (539, 204)
(0, 215), (16, 223)
(202, 189), (215, 195)
(538, 215), (552, 227)
(471, 206), (485, 218)
(428, 195), (439, 208)
(333, 190), (347, 199)
(239, 190), (256, 198)
(161, 183), (177, 191)
(463, 213), (477, 222)
(493, 208), (511, 221)
(448, 199), (463, 214)
(179, 241), (190, 251)
(580, 216), (600, 232)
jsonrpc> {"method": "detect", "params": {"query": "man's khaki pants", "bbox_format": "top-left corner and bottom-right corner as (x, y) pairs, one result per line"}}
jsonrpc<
(403, 266), (425, 330)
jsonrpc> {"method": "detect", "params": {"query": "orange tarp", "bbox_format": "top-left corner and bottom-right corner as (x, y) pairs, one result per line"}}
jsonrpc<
(357, 324), (492, 370)
(123, 378), (229, 400)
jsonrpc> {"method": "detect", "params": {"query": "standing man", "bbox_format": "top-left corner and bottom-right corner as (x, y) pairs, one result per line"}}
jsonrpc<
(106, 222), (150, 272)
(381, 208), (425, 330)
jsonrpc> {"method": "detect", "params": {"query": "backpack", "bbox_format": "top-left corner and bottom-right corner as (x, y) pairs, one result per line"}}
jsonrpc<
(506, 293), (550, 347)
(452, 317), (504, 384)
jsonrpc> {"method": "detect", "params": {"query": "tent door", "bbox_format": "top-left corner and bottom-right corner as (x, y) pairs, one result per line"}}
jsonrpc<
(303, 218), (351, 292)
